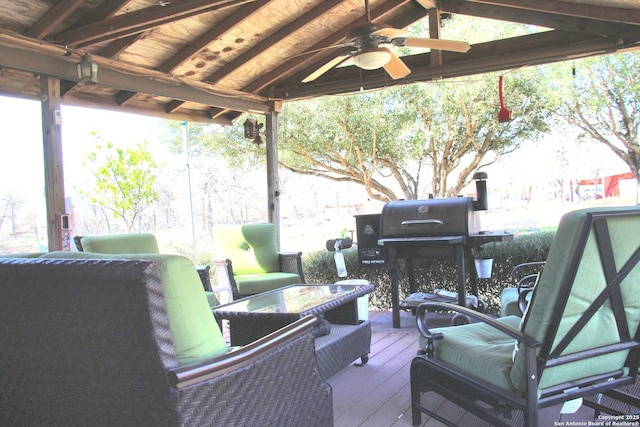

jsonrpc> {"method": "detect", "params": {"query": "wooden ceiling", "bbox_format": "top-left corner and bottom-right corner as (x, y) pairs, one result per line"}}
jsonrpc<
(1, 0), (639, 125)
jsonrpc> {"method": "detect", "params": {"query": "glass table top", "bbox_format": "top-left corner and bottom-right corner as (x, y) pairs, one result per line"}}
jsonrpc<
(215, 284), (370, 315)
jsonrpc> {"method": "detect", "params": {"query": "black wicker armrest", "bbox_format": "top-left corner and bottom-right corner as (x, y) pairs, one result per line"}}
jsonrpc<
(279, 251), (305, 282)
(169, 315), (318, 389)
(416, 302), (540, 358)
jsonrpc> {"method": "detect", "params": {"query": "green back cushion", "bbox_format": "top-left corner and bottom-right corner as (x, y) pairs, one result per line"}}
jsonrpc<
(81, 233), (159, 254)
(40, 252), (227, 366)
(215, 224), (280, 274)
(511, 206), (640, 392)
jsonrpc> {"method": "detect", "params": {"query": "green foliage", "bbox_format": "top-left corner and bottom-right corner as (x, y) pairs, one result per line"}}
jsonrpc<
(555, 52), (640, 184)
(279, 66), (553, 202)
(303, 231), (554, 315)
(160, 119), (264, 170)
(83, 138), (159, 232)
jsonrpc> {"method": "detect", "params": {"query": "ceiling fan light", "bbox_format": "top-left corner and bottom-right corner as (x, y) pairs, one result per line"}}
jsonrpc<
(353, 48), (392, 70)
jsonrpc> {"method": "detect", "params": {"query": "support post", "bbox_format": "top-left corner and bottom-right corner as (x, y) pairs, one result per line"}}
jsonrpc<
(40, 76), (66, 251)
(429, 4), (443, 67)
(265, 102), (281, 247)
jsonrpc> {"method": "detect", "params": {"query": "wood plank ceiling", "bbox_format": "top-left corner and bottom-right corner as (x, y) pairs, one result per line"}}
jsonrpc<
(1, 0), (639, 125)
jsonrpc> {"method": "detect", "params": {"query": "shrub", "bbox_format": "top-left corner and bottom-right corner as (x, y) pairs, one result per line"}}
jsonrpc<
(302, 231), (555, 315)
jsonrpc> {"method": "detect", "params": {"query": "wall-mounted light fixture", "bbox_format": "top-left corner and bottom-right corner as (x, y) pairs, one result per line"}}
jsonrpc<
(77, 54), (98, 84)
(243, 118), (264, 145)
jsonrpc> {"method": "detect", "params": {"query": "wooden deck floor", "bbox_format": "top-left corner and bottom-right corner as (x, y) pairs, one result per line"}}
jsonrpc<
(329, 310), (600, 427)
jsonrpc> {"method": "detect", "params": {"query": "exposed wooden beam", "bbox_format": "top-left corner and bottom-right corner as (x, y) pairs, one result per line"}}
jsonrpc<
(0, 34), (270, 114)
(25, 0), (85, 39)
(40, 76), (66, 251)
(463, 0), (640, 26)
(273, 30), (633, 100)
(205, 0), (345, 85)
(429, 4), (443, 67)
(53, 0), (256, 46)
(159, 0), (271, 73)
(98, 34), (144, 58)
(116, 90), (137, 106)
(440, 0), (639, 36)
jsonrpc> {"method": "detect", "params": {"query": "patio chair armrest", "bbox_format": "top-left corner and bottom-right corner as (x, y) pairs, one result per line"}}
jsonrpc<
(169, 315), (320, 388)
(511, 261), (546, 286)
(167, 316), (333, 425)
(416, 302), (540, 356)
(279, 251), (305, 282)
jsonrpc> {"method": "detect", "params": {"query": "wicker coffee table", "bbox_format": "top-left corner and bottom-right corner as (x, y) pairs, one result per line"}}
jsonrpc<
(213, 283), (374, 378)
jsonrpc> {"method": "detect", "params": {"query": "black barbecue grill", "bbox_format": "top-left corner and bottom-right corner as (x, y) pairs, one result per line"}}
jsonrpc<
(366, 172), (513, 328)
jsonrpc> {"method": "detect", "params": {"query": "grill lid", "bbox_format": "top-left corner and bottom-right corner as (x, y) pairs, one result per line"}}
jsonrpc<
(380, 197), (480, 238)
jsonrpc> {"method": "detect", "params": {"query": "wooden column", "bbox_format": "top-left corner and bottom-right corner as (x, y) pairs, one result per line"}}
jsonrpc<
(265, 102), (282, 247)
(40, 76), (66, 251)
(429, 4), (443, 68)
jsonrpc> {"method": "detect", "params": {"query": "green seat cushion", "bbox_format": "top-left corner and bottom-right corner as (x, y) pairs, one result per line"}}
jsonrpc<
(81, 233), (159, 254)
(235, 272), (301, 296)
(215, 224), (280, 274)
(421, 315), (522, 392)
(41, 252), (227, 366)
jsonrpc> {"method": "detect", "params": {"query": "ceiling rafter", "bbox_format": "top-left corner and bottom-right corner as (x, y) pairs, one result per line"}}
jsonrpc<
(2, 0), (640, 124)
(247, 0), (416, 96)
(53, 0), (255, 46)
(57, 1), (139, 98)
(167, 0), (370, 116)
(267, 0), (425, 96)
(25, 0), (85, 39)
(206, 0), (346, 85)
(159, 0), (271, 73)
(440, 0), (639, 36)
(465, 0), (640, 25)
(273, 28), (627, 100)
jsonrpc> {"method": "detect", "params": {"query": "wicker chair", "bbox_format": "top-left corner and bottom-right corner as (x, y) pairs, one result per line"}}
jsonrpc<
(0, 257), (333, 426)
(411, 206), (640, 426)
(75, 233), (217, 307)
(214, 223), (305, 300)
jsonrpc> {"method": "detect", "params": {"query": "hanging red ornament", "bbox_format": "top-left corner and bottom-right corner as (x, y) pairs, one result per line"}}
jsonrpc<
(498, 75), (512, 123)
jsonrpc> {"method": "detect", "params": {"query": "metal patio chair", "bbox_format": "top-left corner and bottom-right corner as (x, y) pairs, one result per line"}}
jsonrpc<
(411, 205), (640, 426)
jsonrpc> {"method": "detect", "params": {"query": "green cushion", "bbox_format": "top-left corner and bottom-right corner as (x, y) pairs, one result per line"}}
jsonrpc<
(500, 287), (521, 318)
(205, 291), (218, 307)
(511, 206), (640, 392)
(215, 224), (280, 275)
(41, 252), (227, 366)
(235, 272), (301, 295)
(81, 233), (159, 254)
(421, 316), (522, 392)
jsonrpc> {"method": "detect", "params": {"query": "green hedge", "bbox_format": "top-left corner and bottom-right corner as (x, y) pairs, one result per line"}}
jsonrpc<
(302, 231), (555, 315)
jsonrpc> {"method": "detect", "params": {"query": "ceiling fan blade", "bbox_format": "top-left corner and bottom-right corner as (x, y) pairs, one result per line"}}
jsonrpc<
(302, 55), (352, 83)
(371, 26), (406, 39)
(401, 37), (470, 53)
(294, 42), (355, 58)
(383, 49), (411, 80)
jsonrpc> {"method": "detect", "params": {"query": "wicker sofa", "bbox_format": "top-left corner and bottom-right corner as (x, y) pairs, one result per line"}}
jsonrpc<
(0, 254), (333, 426)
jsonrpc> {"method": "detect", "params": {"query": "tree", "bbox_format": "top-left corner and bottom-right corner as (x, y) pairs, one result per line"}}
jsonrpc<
(82, 139), (159, 233)
(160, 120), (267, 228)
(278, 69), (551, 202)
(555, 52), (640, 202)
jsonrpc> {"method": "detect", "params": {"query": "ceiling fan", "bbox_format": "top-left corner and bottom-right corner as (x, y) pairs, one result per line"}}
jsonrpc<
(302, 0), (470, 83)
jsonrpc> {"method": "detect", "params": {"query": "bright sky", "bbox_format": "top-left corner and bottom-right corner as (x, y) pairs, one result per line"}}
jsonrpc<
(0, 95), (166, 202)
